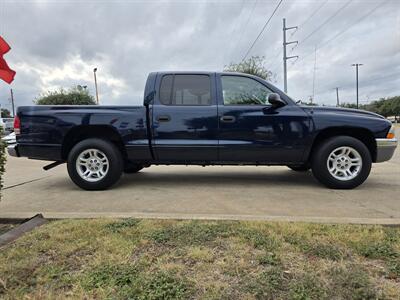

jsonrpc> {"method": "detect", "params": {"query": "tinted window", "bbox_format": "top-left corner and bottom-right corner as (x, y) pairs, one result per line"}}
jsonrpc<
(159, 75), (173, 104)
(159, 74), (211, 105)
(221, 76), (273, 105)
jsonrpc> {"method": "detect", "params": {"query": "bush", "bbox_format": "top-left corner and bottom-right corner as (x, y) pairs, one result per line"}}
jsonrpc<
(35, 86), (96, 105)
(0, 127), (6, 201)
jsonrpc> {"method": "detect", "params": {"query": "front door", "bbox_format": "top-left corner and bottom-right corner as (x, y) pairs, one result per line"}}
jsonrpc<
(152, 73), (218, 162)
(217, 74), (310, 164)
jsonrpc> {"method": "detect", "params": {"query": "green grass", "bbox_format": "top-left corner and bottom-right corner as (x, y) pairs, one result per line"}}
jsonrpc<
(0, 219), (399, 299)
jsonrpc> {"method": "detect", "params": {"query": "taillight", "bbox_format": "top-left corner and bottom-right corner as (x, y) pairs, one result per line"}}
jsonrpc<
(14, 116), (20, 135)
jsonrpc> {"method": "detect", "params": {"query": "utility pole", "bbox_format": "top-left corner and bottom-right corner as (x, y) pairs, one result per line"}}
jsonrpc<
(335, 87), (340, 107)
(93, 68), (99, 105)
(351, 63), (363, 109)
(283, 18), (298, 93)
(10, 88), (15, 117)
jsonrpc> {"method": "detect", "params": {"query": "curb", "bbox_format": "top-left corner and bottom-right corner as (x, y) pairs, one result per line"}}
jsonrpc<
(1, 212), (400, 225)
(0, 214), (48, 247)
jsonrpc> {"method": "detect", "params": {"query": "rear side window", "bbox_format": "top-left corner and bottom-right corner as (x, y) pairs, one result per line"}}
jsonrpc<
(159, 74), (211, 105)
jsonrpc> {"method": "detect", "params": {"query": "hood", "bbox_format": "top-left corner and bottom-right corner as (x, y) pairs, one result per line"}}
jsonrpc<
(300, 106), (385, 119)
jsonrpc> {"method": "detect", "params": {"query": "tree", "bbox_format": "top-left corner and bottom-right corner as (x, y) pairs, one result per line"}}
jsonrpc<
(35, 86), (96, 105)
(341, 96), (400, 120)
(224, 56), (275, 81)
(340, 103), (358, 109)
(390, 96), (400, 120)
(1, 109), (11, 118)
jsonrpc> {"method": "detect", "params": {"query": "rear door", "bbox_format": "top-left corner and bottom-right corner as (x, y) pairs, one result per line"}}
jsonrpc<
(152, 73), (218, 162)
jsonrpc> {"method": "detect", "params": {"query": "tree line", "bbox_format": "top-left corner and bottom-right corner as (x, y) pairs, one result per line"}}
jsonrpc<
(340, 96), (400, 119)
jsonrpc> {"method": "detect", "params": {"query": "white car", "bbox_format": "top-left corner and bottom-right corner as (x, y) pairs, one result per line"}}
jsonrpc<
(0, 117), (14, 133)
(2, 132), (16, 145)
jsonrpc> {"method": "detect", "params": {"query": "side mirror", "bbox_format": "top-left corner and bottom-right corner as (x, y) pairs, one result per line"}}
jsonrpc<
(144, 90), (156, 106)
(268, 93), (286, 108)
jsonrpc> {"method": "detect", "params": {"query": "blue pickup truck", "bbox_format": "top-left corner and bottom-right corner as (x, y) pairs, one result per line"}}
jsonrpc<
(8, 71), (397, 190)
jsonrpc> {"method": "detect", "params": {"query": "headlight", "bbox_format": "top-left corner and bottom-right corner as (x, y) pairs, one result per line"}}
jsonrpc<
(387, 125), (395, 139)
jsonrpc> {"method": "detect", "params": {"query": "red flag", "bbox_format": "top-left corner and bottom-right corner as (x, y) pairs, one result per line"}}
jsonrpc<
(0, 36), (16, 84)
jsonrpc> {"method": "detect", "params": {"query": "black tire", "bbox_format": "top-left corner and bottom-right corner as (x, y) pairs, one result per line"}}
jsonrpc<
(288, 164), (310, 172)
(124, 163), (144, 174)
(311, 136), (372, 189)
(67, 138), (123, 190)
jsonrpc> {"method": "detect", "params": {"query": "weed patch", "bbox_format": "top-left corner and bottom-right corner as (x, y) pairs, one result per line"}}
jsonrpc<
(238, 227), (282, 251)
(138, 271), (190, 300)
(301, 240), (347, 261)
(288, 272), (326, 300)
(328, 264), (384, 299)
(258, 252), (281, 266)
(83, 264), (189, 299)
(148, 220), (235, 246)
(83, 264), (139, 290)
(354, 240), (398, 260)
(104, 218), (141, 233)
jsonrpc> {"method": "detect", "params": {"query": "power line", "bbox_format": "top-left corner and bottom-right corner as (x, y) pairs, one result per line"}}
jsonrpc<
(241, 0), (284, 62)
(294, 0), (388, 65)
(296, 0), (353, 48)
(293, 0), (329, 35)
(223, 0), (246, 66)
(231, 0), (258, 60)
(265, 48), (283, 72)
(314, 72), (400, 98)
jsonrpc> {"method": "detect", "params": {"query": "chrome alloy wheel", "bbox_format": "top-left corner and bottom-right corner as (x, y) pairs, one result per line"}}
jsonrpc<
(327, 146), (362, 181)
(75, 149), (109, 182)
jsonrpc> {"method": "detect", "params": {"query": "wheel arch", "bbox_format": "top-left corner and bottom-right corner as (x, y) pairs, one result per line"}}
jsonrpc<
(61, 125), (127, 160)
(307, 127), (377, 162)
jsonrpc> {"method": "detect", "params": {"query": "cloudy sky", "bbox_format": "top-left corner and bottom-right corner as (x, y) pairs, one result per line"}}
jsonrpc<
(0, 0), (399, 111)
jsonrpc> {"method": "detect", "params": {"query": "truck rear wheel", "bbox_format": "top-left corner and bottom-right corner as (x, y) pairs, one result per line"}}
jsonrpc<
(67, 138), (123, 190)
(311, 136), (371, 189)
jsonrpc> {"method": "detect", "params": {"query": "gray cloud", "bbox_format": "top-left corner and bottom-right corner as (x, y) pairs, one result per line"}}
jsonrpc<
(0, 0), (399, 111)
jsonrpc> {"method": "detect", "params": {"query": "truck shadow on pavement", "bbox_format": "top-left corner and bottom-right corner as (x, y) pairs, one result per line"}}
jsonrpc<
(116, 169), (322, 189)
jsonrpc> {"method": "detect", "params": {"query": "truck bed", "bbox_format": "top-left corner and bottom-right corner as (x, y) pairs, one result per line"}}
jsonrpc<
(16, 105), (150, 161)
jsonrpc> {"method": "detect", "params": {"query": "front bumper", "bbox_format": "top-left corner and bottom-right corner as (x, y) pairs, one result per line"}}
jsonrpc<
(375, 138), (397, 162)
(7, 144), (20, 157)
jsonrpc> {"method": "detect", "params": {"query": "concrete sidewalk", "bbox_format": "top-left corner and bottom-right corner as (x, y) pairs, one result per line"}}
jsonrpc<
(1, 141), (399, 224)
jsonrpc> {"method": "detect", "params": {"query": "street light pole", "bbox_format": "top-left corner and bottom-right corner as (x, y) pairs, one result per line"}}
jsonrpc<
(335, 87), (340, 107)
(93, 68), (99, 105)
(10, 88), (15, 117)
(351, 63), (363, 109)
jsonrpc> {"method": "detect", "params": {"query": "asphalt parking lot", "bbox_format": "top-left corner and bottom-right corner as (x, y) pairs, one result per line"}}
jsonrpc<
(1, 129), (399, 224)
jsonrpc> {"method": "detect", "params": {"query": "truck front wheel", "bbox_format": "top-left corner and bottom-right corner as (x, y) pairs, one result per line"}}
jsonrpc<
(311, 136), (372, 189)
(67, 138), (123, 190)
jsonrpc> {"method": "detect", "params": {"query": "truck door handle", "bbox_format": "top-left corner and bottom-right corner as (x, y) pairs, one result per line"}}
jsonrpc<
(157, 115), (171, 122)
(220, 116), (236, 123)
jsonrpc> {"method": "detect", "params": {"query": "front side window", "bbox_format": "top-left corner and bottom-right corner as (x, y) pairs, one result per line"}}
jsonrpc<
(222, 76), (273, 105)
(159, 74), (211, 105)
